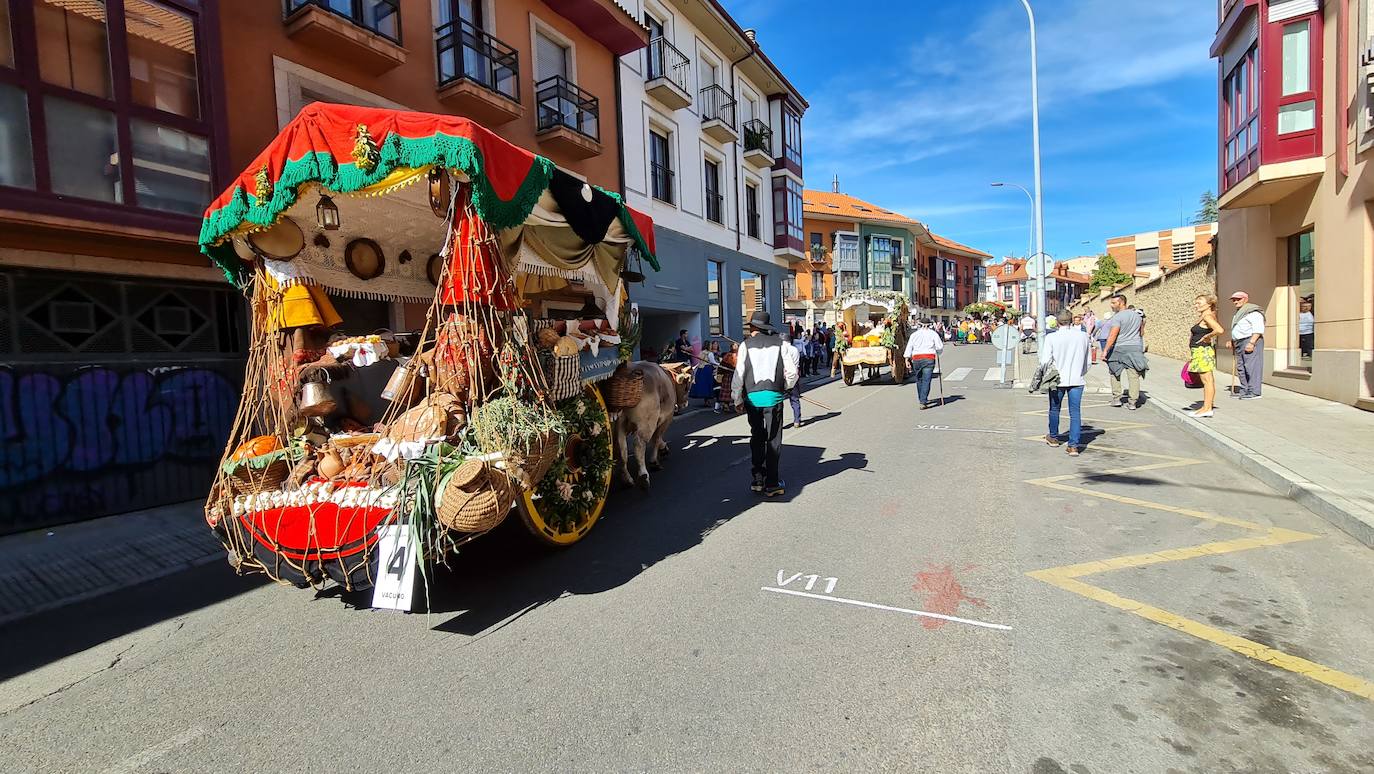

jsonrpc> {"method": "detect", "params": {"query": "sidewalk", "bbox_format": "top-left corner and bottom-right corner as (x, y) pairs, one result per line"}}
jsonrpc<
(1079, 354), (1374, 549)
(0, 501), (222, 625)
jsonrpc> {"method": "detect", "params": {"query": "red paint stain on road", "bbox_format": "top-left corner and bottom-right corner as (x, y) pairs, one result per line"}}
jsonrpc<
(881, 501), (899, 518)
(912, 564), (985, 630)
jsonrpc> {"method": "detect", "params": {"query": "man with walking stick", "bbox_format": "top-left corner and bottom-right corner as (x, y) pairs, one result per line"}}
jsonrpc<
(903, 318), (944, 410)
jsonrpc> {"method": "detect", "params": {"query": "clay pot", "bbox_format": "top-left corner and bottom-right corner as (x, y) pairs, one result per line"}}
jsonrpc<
(317, 449), (345, 479)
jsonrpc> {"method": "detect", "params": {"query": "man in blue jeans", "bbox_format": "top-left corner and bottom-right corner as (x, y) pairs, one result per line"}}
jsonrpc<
(903, 318), (944, 410)
(1040, 310), (1092, 456)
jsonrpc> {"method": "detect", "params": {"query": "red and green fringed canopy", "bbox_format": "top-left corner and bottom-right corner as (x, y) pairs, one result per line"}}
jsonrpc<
(199, 102), (658, 286)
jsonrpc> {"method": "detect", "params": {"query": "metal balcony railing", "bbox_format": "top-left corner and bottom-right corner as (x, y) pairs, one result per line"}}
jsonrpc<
(650, 162), (674, 204)
(436, 19), (519, 101)
(700, 84), (736, 128)
(705, 191), (724, 224)
(285, 0), (400, 43)
(535, 76), (600, 141)
(743, 119), (772, 155)
(646, 37), (690, 93)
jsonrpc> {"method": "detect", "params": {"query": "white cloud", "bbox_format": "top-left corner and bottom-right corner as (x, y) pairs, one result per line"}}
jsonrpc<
(805, 0), (1215, 172)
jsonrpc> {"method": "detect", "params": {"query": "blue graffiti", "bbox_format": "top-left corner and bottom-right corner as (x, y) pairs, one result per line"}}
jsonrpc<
(0, 366), (239, 489)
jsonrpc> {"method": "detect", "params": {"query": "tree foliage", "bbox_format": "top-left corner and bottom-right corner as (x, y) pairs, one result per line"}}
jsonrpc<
(1193, 190), (1219, 225)
(1088, 255), (1131, 293)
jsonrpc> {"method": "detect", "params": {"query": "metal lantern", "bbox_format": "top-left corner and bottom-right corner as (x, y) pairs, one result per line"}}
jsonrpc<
(316, 194), (340, 230)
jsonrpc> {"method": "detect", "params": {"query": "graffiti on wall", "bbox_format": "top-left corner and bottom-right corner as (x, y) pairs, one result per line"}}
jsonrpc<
(0, 365), (240, 533)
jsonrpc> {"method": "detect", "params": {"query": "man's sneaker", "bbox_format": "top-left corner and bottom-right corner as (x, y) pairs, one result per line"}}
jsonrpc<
(1127, 403), (1139, 411)
(1044, 434), (1063, 447)
(1066, 446), (1081, 457)
(764, 481), (786, 497)
(751, 473), (765, 493)
(1240, 394), (1262, 400)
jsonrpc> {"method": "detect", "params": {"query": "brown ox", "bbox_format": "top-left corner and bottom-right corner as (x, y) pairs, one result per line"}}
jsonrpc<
(612, 361), (692, 490)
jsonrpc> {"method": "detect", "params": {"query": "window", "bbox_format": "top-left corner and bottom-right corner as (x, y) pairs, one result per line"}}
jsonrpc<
(1274, 16), (1317, 137)
(838, 271), (859, 296)
(745, 182), (759, 239)
(649, 128), (673, 204)
(1172, 241), (1195, 264)
(782, 104), (802, 167)
(784, 269), (798, 299)
(1221, 43), (1259, 189)
(869, 236), (893, 283)
(772, 176), (802, 245)
(703, 157), (722, 224)
(1003, 285), (1013, 302)
(1, 1), (215, 216)
(810, 232), (822, 249)
(891, 273), (903, 293)
(535, 31), (569, 81)
(740, 269), (765, 330)
(1287, 230), (1315, 370)
(706, 259), (723, 335)
(1136, 247), (1160, 268)
(811, 271), (824, 299)
(891, 239), (904, 269)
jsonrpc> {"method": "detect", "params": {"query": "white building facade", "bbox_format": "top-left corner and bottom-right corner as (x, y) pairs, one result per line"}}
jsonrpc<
(617, 0), (807, 349)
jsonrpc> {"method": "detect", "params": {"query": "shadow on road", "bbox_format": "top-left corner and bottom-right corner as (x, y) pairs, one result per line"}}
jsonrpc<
(402, 409), (868, 632)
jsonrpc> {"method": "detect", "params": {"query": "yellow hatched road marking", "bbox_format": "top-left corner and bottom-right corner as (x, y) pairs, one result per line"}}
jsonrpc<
(1022, 411), (1374, 702)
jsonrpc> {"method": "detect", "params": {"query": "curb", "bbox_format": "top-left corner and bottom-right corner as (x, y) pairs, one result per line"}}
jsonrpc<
(0, 550), (223, 628)
(1143, 399), (1374, 549)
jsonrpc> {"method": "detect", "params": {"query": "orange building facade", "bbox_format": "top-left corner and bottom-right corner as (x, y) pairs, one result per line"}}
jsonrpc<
(0, 0), (647, 532)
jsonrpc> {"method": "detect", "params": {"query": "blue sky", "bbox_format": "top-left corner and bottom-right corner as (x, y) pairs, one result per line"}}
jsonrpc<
(720, 0), (1218, 263)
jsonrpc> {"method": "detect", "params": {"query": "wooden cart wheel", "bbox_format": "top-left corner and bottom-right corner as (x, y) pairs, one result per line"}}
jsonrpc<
(842, 364), (857, 385)
(517, 387), (613, 547)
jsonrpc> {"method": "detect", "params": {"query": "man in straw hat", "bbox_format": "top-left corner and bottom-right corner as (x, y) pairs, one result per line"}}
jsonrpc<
(732, 311), (799, 497)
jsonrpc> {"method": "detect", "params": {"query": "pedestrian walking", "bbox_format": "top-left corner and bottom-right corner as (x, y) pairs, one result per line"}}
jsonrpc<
(1228, 291), (1265, 399)
(1041, 310), (1092, 456)
(1102, 294), (1149, 409)
(1187, 294), (1225, 418)
(732, 311), (799, 497)
(672, 329), (692, 363)
(903, 318), (944, 410)
(783, 332), (804, 428)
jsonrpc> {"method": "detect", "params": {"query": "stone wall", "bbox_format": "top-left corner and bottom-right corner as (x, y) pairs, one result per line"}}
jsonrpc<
(1071, 255), (1217, 362)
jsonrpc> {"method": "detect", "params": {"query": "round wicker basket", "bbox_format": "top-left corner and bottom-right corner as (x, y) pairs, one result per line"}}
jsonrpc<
(604, 368), (645, 411)
(230, 458), (291, 494)
(437, 461), (515, 533)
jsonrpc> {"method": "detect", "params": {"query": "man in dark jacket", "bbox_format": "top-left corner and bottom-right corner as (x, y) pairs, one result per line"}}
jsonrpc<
(731, 312), (800, 497)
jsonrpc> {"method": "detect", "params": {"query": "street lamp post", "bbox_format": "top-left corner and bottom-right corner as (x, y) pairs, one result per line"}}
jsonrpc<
(991, 180), (1034, 290)
(1019, 0), (1047, 337)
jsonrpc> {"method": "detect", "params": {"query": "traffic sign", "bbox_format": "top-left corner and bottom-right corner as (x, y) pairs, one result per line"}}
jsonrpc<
(992, 324), (1017, 351)
(1027, 254), (1052, 278)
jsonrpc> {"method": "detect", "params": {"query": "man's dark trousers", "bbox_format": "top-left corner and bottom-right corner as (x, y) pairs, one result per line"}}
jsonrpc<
(912, 358), (935, 405)
(746, 401), (783, 487)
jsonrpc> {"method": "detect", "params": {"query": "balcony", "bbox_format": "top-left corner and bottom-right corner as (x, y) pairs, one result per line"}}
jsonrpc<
(283, 0), (405, 74)
(1218, 156), (1325, 210)
(644, 38), (692, 111)
(435, 20), (521, 125)
(700, 85), (738, 144)
(704, 191), (724, 225)
(742, 119), (773, 169)
(535, 76), (601, 159)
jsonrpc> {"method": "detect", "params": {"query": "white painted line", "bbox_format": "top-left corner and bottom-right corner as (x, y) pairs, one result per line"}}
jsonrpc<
(915, 426), (1012, 435)
(761, 586), (1013, 632)
(946, 367), (972, 382)
(101, 726), (207, 774)
(983, 368), (1002, 381)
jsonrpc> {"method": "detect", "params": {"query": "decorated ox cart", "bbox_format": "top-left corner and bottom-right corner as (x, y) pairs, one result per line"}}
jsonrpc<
(200, 103), (658, 603)
(835, 291), (910, 386)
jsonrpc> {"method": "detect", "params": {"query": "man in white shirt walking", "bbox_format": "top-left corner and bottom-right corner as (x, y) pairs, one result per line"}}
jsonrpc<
(903, 319), (945, 410)
(1040, 310), (1092, 456)
(1228, 291), (1265, 399)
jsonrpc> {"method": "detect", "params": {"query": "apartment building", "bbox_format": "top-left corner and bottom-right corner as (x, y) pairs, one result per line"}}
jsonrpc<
(617, 0), (806, 346)
(1211, 0), (1374, 407)
(1106, 223), (1218, 277)
(985, 258), (1088, 315)
(0, 0), (648, 533)
(919, 234), (991, 316)
(803, 187), (921, 310)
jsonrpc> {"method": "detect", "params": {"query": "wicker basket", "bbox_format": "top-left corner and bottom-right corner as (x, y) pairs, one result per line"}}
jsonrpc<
(230, 458), (291, 494)
(542, 351), (582, 402)
(437, 460), (515, 533)
(604, 368), (645, 411)
(506, 432), (562, 490)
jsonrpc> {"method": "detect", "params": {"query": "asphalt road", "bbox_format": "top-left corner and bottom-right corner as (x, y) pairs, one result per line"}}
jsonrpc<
(2, 344), (1372, 773)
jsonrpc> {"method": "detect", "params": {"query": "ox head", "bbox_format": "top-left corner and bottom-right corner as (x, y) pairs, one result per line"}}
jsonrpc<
(660, 362), (693, 411)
